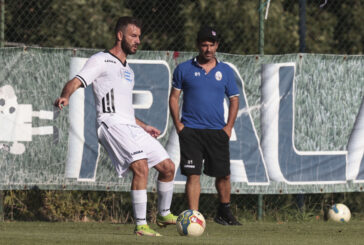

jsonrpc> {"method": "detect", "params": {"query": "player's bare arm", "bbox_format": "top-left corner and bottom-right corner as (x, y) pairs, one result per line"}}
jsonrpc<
(54, 77), (83, 110)
(135, 118), (160, 138)
(223, 96), (239, 138)
(169, 88), (184, 133)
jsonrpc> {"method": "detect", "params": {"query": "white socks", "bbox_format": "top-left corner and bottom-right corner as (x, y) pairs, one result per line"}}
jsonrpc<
(131, 189), (147, 225)
(131, 181), (174, 225)
(157, 180), (174, 216)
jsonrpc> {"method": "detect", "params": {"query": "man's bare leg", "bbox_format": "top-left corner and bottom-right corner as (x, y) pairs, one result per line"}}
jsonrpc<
(215, 175), (231, 203)
(186, 174), (201, 210)
(214, 175), (241, 225)
(154, 158), (175, 182)
(130, 159), (162, 236)
(130, 159), (149, 190)
(129, 159), (149, 225)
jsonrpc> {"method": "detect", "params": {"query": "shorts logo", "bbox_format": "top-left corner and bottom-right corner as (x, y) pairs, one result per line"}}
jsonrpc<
(184, 159), (195, 168)
(131, 150), (143, 156)
(215, 71), (222, 81)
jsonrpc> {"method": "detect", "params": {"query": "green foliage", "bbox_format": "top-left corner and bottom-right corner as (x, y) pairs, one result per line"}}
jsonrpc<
(3, 0), (363, 54)
(5, 0), (131, 48)
(3, 190), (134, 223)
(3, 191), (364, 223)
(126, 0), (184, 51)
(180, 0), (262, 54)
(333, 0), (364, 54)
(264, 0), (299, 54)
(40, 0), (132, 48)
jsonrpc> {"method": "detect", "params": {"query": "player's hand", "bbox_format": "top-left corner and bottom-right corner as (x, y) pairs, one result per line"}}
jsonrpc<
(54, 97), (68, 110)
(145, 125), (161, 138)
(222, 126), (232, 138)
(176, 123), (185, 134)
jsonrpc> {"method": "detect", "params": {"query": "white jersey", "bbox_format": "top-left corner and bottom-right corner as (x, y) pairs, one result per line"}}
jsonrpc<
(76, 51), (136, 128)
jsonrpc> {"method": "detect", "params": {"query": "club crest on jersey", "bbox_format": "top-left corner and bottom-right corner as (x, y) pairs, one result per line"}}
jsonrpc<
(215, 71), (222, 81)
(123, 70), (132, 83)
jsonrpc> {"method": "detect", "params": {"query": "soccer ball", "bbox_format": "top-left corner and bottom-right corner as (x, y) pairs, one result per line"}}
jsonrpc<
(328, 203), (351, 222)
(176, 209), (206, 237)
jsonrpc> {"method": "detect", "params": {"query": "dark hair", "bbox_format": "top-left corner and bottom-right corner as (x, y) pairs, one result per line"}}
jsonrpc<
(114, 16), (142, 39)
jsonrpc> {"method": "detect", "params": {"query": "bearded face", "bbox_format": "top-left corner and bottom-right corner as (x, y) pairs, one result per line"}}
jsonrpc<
(120, 24), (140, 55)
(121, 37), (135, 55)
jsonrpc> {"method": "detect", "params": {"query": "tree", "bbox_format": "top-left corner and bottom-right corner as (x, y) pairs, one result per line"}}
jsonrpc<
(3, 0), (363, 54)
(5, 0), (132, 48)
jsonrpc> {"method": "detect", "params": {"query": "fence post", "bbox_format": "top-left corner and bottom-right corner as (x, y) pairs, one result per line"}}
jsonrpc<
(0, 191), (4, 221)
(296, 0), (306, 212)
(258, 0), (264, 55)
(0, 0), (4, 47)
(257, 0), (265, 221)
(299, 0), (306, 53)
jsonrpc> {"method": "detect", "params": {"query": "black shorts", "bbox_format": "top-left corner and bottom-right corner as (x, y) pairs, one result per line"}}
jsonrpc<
(178, 127), (230, 177)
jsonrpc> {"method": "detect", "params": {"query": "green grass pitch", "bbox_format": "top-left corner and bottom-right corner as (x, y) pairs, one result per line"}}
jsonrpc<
(1, 221), (364, 245)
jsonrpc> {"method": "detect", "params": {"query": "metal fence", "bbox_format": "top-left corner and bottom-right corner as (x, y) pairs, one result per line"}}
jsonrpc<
(2, 190), (364, 223)
(0, 0), (363, 222)
(1, 0), (363, 54)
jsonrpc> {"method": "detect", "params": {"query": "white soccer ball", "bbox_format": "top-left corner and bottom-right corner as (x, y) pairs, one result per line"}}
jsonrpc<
(328, 203), (351, 222)
(176, 209), (206, 237)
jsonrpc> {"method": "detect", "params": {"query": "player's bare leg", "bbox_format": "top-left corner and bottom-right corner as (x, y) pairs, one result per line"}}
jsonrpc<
(215, 175), (231, 203)
(154, 158), (175, 182)
(186, 174), (201, 210)
(130, 159), (161, 236)
(130, 159), (149, 190)
(214, 175), (241, 226)
(154, 159), (178, 227)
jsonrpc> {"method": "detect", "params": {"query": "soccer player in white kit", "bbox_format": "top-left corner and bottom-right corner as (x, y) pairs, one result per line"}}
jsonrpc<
(54, 16), (177, 236)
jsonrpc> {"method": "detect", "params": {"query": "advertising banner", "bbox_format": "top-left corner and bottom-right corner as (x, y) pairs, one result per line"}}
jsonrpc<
(0, 48), (363, 194)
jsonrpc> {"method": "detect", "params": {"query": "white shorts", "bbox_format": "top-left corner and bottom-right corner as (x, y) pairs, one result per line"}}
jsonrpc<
(98, 123), (170, 177)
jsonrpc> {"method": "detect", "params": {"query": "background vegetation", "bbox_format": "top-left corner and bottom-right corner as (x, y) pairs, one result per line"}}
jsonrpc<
(3, 0), (364, 54)
(3, 190), (364, 223)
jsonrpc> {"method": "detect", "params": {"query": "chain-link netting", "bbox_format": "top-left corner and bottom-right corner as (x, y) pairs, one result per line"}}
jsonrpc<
(3, 191), (364, 223)
(0, 0), (363, 222)
(1, 0), (363, 54)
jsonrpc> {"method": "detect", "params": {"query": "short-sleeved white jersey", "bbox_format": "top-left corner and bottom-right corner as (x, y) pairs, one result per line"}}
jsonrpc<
(76, 51), (136, 128)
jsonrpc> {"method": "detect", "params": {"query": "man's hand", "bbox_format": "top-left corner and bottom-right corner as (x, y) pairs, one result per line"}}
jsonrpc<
(54, 97), (69, 110)
(54, 78), (83, 110)
(176, 122), (185, 134)
(222, 125), (232, 138)
(144, 125), (161, 138)
(222, 96), (239, 139)
(135, 118), (160, 138)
